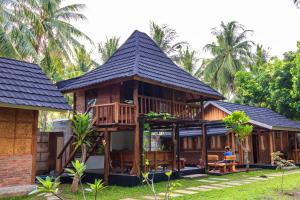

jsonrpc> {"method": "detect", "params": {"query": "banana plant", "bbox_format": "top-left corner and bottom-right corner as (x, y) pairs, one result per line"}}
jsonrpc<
(65, 160), (87, 196)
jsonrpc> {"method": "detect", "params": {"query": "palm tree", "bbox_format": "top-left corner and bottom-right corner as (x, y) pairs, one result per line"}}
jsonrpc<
(176, 47), (201, 78)
(1, 0), (92, 79)
(98, 36), (120, 63)
(149, 21), (187, 56)
(203, 21), (253, 96)
(0, 0), (38, 59)
(294, 0), (300, 8)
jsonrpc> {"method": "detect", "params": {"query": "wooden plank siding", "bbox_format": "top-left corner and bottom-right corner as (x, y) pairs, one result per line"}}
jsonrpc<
(203, 104), (228, 121)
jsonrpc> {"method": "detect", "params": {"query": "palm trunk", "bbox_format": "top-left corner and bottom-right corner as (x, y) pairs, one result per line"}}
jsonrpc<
(71, 175), (79, 193)
(81, 144), (87, 163)
(237, 139), (250, 170)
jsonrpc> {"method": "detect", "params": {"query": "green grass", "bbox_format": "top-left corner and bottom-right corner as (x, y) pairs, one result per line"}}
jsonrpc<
(5, 169), (300, 200)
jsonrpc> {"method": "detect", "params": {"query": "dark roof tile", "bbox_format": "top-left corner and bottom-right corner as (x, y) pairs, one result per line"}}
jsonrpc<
(0, 57), (71, 110)
(57, 30), (223, 100)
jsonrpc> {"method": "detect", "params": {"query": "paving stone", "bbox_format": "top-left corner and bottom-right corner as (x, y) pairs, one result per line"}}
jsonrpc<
(120, 198), (139, 200)
(197, 179), (217, 183)
(186, 187), (209, 191)
(182, 174), (208, 179)
(199, 185), (222, 189)
(210, 183), (232, 188)
(158, 192), (182, 197)
(174, 190), (197, 195)
(209, 178), (229, 181)
(248, 177), (264, 180)
(143, 196), (162, 200)
(223, 182), (243, 186)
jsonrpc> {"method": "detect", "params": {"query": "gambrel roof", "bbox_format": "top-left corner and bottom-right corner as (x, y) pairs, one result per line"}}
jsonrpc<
(206, 101), (300, 132)
(57, 30), (223, 100)
(0, 57), (71, 111)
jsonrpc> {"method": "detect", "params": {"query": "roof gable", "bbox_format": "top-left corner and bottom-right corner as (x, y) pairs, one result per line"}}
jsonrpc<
(0, 57), (71, 111)
(206, 101), (300, 131)
(57, 30), (223, 100)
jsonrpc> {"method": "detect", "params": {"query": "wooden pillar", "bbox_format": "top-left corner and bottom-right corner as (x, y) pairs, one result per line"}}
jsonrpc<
(31, 110), (38, 184)
(104, 129), (110, 185)
(172, 123), (176, 170)
(200, 101), (204, 120)
(269, 132), (274, 165)
(201, 123), (207, 170)
(226, 133), (230, 147)
(295, 134), (298, 163)
(231, 130), (235, 155)
(131, 81), (140, 175)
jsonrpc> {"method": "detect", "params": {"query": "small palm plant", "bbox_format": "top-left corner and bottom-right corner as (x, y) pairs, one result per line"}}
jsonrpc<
(85, 179), (105, 200)
(65, 160), (87, 195)
(29, 176), (64, 200)
(72, 113), (94, 163)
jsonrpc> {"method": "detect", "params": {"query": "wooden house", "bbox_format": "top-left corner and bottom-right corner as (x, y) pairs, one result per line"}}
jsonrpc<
(57, 30), (224, 185)
(0, 57), (70, 192)
(203, 101), (300, 166)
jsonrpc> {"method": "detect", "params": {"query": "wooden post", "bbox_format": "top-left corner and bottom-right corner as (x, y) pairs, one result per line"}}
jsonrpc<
(172, 123), (176, 170)
(104, 129), (110, 185)
(269, 132), (274, 165)
(200, 101), (204, 120)
(231, 130), (235, 155)
(201, 123), (207, 170)
(295, 134), (298, 163)
(31, 110), (38, 184)
(226, 133), (230, 147)
(131, 81), (140, 175)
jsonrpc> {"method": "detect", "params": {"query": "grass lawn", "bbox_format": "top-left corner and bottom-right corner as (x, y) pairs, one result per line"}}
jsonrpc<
(5, 169), (300, 200)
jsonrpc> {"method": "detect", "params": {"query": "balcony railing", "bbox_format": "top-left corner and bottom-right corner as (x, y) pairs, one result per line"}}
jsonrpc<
(138, 95), (201, 120)
(92, 103), (135, 126)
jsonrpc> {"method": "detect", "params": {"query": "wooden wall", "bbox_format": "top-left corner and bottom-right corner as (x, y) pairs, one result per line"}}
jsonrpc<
(203, 104), (228, 121)
(0, 107), (38, 187)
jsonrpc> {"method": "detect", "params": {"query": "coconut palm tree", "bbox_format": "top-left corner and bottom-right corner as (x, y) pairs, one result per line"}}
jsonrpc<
(98, 36), (120, 63)
(203, 21), (254, 96)
(176, 47), (201, 78)
(149, 21), (187, 56)
(1, 0), (92, 78)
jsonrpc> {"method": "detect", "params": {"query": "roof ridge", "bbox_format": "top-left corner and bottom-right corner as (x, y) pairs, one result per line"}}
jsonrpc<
(133, 31), (141, 75)
(215, 100), (272, 111)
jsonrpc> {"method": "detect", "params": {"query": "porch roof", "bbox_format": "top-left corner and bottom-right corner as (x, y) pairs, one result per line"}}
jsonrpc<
(0, 57), (71, 111)
(206, 101), (300, 132)
(57, 30), (223, 100)
(158, 127), (229, 138)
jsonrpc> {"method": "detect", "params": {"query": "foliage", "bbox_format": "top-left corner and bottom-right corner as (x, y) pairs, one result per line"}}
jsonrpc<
(98, 36), (120, 63)
(203, 21), (254, 96)
(145, 112), (172, 120)
(72, 113), (94, 152)
(176, 46), (201, 78)
(235, 43), (300, 120)
(85, 179), (105, 200)
(65, 160), (87, 196)
(223, 110), (253, 140)
(224, 110), (253, 169)
(29, 176), (64, 200)
(149, 21), (187, 57)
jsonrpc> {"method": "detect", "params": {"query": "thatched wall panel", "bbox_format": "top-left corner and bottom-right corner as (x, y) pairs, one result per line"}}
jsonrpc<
(16, 123), (32, 138)
(0, 122), (15, 138)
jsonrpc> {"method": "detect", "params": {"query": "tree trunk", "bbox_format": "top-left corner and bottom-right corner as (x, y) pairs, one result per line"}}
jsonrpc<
(81, 144), (87, 163)
(237, 139), (250, 170)
(71, 175), (79, 193)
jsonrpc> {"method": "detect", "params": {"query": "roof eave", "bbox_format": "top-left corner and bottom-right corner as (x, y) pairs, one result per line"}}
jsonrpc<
(0, 102), (71, 112)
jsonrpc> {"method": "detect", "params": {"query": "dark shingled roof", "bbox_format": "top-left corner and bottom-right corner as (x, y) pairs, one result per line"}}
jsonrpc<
(0, 57), (71, 111)
(207, 101), (300, 131)
(57, 30), (223, 100)
(157, 127), (229, 138)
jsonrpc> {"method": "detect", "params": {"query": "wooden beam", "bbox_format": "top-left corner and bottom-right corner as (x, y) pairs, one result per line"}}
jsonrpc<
(31, 110), (38, 184)
(201, 123), (207, 170)
(131, 81), (140, 175)
(104, 129), (110, 185)
(231, 130), (235, 155)
(295, 134), (298, 163)
(172, 123), (176, 170)
(269, 132), (274, 165)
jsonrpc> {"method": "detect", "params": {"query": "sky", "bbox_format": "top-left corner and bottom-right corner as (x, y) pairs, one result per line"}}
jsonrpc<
(66, 0), (300, 63)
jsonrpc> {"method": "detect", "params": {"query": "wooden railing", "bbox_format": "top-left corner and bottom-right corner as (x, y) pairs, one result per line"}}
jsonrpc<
(138, 95), (201, 120)
(92, 103), (136, 126)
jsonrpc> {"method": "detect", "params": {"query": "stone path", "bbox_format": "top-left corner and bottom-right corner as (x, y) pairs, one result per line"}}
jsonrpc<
(120, 170), (300, 200)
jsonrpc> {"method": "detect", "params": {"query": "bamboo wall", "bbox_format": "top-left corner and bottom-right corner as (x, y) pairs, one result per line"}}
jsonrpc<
(0, 107), (37, 187)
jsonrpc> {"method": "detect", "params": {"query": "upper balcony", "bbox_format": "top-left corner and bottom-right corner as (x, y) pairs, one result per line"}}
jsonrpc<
(92, 96), (201, 127)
